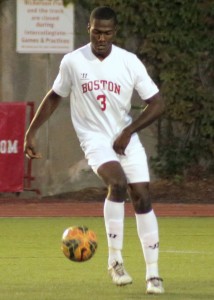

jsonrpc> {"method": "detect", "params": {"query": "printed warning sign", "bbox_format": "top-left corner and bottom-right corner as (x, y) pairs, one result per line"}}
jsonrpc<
(16, 0), (74, 53)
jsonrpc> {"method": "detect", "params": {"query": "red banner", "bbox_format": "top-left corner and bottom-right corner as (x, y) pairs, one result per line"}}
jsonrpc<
(0, 103), (26, 192)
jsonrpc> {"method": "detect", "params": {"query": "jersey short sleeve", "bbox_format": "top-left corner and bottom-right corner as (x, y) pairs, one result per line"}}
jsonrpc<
(131, 54), (159, 100)
(52, 55), (72, 98)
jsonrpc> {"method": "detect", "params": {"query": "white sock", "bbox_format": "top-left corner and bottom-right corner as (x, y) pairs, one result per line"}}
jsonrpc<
(135, 210), (160, 280)
(104, 199), (124, 266)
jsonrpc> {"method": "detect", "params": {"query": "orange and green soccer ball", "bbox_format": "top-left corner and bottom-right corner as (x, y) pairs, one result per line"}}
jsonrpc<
(61, 225), (98, 262)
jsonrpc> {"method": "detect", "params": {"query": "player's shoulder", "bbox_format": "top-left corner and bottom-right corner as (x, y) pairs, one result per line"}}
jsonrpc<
(112, 45), (147, 73)
(112, 45), (138, 61)
(113, 45), (136, 58)
(62, 44), (90, 64)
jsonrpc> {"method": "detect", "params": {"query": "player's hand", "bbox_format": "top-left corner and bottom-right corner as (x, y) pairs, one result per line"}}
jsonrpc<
(113, 128), (132, 155)
(24, 134), (42, 160)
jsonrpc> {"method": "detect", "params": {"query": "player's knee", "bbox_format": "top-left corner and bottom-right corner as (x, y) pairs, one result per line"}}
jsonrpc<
(107, 178), (127, 201)
(129, 184), (152, 213)
(133, 196), (152, 213)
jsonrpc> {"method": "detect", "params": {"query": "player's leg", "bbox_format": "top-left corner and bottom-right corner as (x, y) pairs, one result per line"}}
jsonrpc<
(97, 161), (132, 285)
(128, 182), (159, 280)
(98, 160), (126, 266)
(120, 134), (164, 293)
(128, 182), (164, 294)
(84, 138), (132, 284)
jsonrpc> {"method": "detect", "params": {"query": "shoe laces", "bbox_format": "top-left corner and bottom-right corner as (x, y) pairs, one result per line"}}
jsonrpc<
(113, 262), (125, 276)
(147, 277), (163, 286)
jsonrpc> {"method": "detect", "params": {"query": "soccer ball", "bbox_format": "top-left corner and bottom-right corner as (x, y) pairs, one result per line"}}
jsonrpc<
(61, 225), (98, 262)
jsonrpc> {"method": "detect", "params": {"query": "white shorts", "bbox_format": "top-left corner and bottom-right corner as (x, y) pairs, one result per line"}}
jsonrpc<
(84, 134), (150, 183)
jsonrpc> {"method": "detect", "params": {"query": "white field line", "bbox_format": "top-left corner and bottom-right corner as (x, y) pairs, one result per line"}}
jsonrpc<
(160, 250), (213, 255)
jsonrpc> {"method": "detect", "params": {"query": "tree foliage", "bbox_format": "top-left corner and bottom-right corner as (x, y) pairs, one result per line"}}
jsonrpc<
(64, 0), (214, 178)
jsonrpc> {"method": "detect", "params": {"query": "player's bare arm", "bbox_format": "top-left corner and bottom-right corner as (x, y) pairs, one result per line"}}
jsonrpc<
(113, 93), (165, 155)
(24, 89), (62, 159)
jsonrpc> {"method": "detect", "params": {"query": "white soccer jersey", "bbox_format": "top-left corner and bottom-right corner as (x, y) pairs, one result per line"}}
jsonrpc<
(52, 43), (159, 149)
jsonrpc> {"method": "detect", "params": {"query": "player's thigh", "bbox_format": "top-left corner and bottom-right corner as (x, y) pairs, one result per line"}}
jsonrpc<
(128, 182), (150, 200)
(119, 134), (150, 183)
(97, 161), (127, 186)
(98, 161), (128, 201)
(85, 141), (127, 185)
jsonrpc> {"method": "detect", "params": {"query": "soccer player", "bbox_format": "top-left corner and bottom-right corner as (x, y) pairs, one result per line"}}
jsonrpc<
(24, 6), (165, 294)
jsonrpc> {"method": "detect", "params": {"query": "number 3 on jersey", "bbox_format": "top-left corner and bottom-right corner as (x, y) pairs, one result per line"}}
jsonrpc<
(97, 95), (106, 111)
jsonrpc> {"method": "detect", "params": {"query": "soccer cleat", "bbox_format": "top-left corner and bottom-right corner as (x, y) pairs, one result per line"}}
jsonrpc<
(108, 260), (133, 286)
(146, 277), (165, 294)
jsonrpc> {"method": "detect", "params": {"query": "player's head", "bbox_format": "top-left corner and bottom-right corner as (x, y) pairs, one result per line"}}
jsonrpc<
(89, 6), (118, 25)
(88, 6), (118, 60)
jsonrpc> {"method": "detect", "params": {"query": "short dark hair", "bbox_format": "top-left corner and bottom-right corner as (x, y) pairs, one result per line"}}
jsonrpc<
(89, 6), (118, 25)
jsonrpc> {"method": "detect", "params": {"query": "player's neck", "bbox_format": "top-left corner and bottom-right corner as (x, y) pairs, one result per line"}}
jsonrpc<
(91, 46), (112, 61)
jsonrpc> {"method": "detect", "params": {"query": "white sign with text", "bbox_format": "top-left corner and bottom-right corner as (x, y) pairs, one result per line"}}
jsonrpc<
(16, 0), (74, 53)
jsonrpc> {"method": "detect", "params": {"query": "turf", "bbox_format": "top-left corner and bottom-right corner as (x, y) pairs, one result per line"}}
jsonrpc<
(0, 217), (213, 300)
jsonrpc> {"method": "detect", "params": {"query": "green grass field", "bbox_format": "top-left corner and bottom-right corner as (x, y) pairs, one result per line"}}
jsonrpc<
(0, 217), (213, 300)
